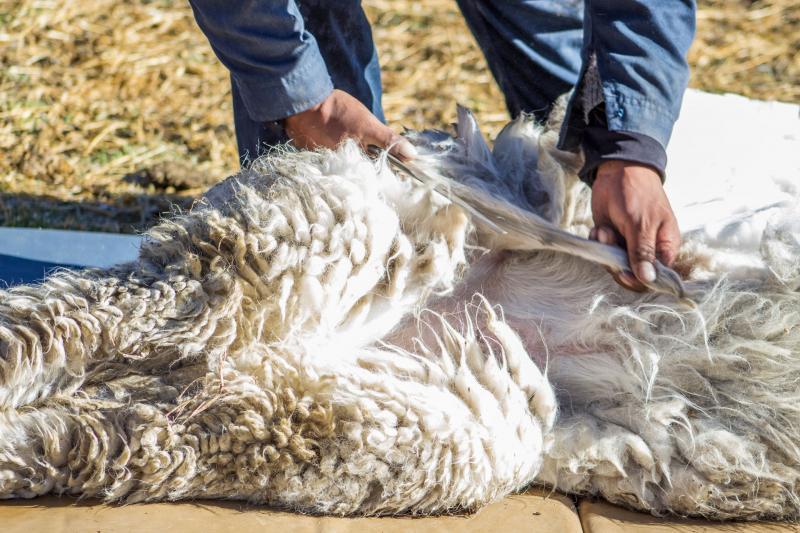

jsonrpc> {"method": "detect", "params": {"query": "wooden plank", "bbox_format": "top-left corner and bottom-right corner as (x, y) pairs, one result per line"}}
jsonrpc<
(0, 488), (582, 533)
(579, 499), (799, 533)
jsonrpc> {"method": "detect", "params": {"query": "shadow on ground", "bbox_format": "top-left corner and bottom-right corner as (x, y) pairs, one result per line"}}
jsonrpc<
(0, 161), (223, 233)
(0, 191), (196, 234)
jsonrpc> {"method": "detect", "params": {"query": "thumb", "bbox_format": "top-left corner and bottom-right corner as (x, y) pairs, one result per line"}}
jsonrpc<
(366, 123), (418, 161)
(389, 137), (418, 161)
(625, 223), (658, 284)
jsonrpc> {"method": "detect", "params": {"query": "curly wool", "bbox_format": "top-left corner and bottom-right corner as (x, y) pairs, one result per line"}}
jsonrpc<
(0, 108), (799, 520)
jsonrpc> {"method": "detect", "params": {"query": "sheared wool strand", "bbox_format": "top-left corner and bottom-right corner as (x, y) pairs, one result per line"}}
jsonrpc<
(0, 106), (799, 521)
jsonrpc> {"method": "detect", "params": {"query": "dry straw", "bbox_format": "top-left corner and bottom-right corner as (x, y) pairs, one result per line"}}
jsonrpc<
(0, 0), (797, 231)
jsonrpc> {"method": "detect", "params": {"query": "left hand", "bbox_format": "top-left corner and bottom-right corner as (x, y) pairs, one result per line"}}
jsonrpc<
(589, 160), (681, 291)
(284, 89), (417, 160)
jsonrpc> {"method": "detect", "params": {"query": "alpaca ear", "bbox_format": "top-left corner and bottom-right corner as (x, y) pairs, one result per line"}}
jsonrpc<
(492, 114), (541, 179)
(456, 104), (496, 170)
(492, 114), (562, 221)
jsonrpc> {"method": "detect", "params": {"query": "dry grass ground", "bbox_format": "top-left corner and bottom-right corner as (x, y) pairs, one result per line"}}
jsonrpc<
(0, 0), (797, 232)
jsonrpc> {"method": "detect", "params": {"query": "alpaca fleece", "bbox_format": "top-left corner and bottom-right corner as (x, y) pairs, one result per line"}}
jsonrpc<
(1, 108), (799, 520)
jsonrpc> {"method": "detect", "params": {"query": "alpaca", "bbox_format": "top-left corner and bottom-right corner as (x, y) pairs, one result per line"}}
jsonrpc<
(0, 105), (799, 520)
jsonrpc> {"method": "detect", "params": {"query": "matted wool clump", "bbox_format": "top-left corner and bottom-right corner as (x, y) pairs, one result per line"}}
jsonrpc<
(0, 108), (799, 520)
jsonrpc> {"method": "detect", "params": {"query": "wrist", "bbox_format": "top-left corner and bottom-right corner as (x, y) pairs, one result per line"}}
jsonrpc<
(595, 160), (663, 188)
(579, 119), (668, 187)
(285, 88), (334, 125)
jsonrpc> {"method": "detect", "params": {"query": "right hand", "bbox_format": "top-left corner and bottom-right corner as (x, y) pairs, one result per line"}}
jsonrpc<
(589, 160), (681, 291)
(284, 89), (417, 160)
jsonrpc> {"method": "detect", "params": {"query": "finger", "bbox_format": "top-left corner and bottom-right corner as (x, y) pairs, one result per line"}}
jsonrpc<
(390, 138), (418, 161)
(594, 225), (647, 291)
(602, 263), (646, 292)
(365, 125), (418, 161)
(655, 215), (681, 267)
(624, 221), (658, 284)
(596, 226), (619, 247)
(589, 227), (598, 241)
(613, 271), (648, 292)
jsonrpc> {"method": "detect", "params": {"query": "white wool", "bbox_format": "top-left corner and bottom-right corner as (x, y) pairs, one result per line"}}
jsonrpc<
(0, 95), (799, 522)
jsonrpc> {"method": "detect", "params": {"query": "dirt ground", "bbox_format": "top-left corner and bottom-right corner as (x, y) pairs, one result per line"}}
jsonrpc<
(0, 0), (797, 232)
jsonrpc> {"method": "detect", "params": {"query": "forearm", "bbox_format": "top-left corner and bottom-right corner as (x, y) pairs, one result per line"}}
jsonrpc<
(188, 0), (333, 121)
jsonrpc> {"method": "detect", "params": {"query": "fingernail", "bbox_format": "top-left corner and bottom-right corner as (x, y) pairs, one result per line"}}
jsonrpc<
(638, 261), (657, 283)
(395, 139), (418, 160)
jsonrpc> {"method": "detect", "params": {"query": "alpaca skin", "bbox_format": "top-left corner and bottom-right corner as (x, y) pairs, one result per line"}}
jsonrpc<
(0, 105), (799, 520)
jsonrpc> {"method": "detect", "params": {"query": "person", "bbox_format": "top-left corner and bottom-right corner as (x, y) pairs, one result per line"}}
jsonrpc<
(187, 0), (695, 289)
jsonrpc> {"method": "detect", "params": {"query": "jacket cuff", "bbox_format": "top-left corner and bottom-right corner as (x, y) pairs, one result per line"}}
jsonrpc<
(232, 47), (334, 123)
(578, 105), (667, 187)
(580, 129), (668, 187)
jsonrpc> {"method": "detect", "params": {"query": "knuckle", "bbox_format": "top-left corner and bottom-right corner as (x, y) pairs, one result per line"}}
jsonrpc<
(633, 243), (656, 262)
(656, 243), (673, 256)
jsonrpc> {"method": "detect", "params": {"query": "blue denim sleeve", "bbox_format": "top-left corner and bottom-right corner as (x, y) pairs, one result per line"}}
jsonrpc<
(188, 0), (334, 122)
(558, 0), (696, 153)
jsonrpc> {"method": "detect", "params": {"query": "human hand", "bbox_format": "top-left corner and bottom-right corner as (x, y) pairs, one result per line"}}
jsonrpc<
(284, 89), (417, 159)
(589, 160), (680, 291)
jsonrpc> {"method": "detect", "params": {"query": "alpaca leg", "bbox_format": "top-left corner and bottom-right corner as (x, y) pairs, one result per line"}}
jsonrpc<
(408, 103), (680, 296)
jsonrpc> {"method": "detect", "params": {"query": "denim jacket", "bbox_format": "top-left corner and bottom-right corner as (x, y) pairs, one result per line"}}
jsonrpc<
(188, 1), (696, 180)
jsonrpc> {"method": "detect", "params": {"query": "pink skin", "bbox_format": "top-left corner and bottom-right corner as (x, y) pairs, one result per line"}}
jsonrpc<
(386, 251), (582, 369)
